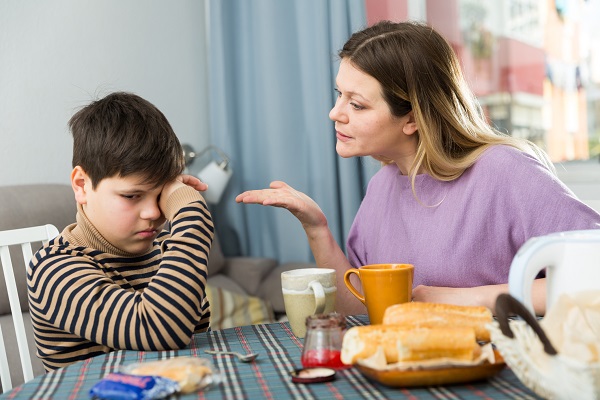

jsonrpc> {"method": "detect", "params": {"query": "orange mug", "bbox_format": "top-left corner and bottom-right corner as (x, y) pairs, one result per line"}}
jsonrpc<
(344, 263), (414, 324)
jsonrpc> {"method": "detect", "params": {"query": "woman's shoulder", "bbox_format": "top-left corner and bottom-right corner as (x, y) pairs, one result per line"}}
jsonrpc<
(479, 144), (538, 163)
(474, 145), (552, 176)
(459, 145), (562, 199)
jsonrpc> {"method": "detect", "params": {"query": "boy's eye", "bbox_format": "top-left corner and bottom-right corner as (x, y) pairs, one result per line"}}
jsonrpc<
(121, 194), (139, 200)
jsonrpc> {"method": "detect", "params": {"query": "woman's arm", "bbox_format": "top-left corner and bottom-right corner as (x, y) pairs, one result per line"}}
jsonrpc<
(236, 181), (366, 316)
(412, 278), (547, 315)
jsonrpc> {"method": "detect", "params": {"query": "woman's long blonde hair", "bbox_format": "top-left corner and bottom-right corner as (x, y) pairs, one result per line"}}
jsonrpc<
(339, 21), (553, 192)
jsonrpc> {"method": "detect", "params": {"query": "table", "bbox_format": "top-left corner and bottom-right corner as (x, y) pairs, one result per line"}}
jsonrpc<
(1, 315), (541, 399)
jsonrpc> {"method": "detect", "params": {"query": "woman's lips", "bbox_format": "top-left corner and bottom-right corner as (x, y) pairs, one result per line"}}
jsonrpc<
(336, 131), (352, 142)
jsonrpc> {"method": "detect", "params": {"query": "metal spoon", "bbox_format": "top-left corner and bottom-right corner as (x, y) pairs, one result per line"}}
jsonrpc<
(204, 350), (259, 362)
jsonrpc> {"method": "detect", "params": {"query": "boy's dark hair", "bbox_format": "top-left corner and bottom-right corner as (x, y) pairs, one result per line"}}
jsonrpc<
(69, 92), (185, 189)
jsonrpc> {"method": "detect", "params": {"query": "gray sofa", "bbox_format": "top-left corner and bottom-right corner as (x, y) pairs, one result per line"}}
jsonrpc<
(0, 183), (313, 390)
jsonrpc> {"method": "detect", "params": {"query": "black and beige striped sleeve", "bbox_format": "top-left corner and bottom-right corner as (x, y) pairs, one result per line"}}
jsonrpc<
(28, 186), (214, 357)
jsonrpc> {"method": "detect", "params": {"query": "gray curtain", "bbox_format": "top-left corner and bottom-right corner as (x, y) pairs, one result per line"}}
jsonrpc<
(208, 0), (379, 263)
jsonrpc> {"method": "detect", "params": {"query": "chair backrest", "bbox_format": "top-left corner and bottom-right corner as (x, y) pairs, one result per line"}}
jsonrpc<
(0, 224), (59, 393)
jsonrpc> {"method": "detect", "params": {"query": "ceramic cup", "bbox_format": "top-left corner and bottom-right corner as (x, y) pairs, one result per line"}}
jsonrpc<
(344, 263), (414, 325)
(281, 268), (337, 338)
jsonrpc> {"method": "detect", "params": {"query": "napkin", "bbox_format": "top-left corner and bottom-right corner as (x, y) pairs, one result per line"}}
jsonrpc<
(541, 290), (600, 364)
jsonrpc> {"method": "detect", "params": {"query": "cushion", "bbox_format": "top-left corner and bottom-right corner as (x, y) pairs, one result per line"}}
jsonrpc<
(221, 257), (278, 296)
(206, 274), (247, 296)
(206, 285), (275, 330)
(0, 184), (76, 232)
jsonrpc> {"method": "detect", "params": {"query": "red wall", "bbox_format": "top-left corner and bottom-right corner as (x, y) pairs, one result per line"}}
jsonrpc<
(365, 0), (408, 25)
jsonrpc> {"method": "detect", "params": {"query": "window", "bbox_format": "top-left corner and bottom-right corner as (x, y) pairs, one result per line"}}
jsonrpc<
(366, 0), (600, 200)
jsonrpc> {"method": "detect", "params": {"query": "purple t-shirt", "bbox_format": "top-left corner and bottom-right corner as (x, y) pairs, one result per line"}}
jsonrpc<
(346, 145), (600, 288)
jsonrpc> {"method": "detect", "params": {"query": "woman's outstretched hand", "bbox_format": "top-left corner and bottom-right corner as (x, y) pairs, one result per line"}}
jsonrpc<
(237, 180), (358, 317)
(236, 181), (327, 230)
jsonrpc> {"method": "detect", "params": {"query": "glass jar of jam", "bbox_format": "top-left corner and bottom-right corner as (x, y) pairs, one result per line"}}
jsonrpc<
(300, 312), (348, 369)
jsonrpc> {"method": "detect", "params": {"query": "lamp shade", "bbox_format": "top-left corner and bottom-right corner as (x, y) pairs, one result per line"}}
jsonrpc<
(198, 161), (233, 204)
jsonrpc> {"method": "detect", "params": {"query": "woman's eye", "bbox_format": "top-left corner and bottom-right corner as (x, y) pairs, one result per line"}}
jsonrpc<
(334, 88), (364, 110)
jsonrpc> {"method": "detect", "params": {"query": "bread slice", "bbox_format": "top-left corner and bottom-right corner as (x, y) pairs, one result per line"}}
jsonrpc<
(341, 325), (477, 365)
(128, 357), (212, 393)
(382, 302), (493, 342)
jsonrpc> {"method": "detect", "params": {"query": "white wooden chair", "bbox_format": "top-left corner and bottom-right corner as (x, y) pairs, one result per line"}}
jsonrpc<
(0, 224), (59, 393)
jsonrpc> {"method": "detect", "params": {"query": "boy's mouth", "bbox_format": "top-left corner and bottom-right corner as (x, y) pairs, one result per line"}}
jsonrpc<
(137, 228), (158, 239)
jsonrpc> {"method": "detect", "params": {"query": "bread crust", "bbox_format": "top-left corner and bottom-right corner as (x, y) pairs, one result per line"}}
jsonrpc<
(341, 325), (477, 365)
(382, 302), (493, 342)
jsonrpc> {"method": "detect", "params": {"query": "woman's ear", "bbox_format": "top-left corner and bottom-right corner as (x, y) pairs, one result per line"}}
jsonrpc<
(71, 166), (89, 205)
(402, 111), (418, 136)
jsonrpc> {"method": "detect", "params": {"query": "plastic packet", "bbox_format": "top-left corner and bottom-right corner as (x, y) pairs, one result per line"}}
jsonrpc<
(89, 372), (179, 400)
(121, 356), (221, 394)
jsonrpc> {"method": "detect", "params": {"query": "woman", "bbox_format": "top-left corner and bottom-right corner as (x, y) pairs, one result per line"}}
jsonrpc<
(236, 21), (600, 316)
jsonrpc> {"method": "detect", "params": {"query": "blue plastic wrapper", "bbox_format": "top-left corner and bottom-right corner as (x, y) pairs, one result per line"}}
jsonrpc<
(89, 372), (180, 400)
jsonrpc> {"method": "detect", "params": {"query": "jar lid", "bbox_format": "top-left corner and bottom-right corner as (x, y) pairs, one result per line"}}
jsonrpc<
(290, 368), (336, 384)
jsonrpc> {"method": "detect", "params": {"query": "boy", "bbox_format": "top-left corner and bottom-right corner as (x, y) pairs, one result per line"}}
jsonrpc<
(27, 92), (213, 371)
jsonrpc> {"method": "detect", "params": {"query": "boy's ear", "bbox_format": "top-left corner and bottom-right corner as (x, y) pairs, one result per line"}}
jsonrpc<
(71, 166), (90, 205)
(402, 111), (418, 136)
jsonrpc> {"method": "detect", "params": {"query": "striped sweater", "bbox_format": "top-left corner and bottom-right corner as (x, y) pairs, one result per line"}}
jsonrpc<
(27, 186), (213, 371)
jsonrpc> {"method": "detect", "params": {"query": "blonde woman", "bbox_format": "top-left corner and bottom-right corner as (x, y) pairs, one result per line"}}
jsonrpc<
(236, 21), (600, 317)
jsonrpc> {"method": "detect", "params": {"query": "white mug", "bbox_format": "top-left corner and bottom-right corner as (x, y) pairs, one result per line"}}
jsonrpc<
(508, 229), (600, 314)
(281, 268), (336, 338)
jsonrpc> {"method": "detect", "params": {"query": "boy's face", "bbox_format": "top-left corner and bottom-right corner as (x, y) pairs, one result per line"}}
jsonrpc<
(73, 169), (166, 255)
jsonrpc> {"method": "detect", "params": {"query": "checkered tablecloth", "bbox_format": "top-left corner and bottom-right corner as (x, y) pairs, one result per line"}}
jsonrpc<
(1, 315), (541, 399)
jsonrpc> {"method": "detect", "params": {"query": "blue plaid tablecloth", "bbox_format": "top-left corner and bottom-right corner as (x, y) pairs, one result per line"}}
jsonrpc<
(1, 315), (541, 399)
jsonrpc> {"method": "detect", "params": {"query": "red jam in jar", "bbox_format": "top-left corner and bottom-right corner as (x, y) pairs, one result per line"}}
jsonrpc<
(301, 312), (349, 370)
(301, 349), (345, 369)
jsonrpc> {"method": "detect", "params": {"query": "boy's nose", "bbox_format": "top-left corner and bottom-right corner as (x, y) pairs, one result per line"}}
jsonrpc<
(141, 202), (162, 220)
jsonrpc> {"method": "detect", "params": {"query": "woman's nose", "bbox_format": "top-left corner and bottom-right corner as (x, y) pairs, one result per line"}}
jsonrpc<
(329, 101), (348, 123)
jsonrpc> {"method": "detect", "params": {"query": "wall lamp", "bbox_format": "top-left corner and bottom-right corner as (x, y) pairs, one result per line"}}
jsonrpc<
(182, 144), (233, 204)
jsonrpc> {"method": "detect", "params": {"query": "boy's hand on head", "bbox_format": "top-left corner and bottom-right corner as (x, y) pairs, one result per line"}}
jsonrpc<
(159, 174), (209, 212)
(179, 174), (208, 192)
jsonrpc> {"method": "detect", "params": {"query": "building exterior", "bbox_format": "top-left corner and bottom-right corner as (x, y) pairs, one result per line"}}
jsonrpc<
(365, 0), (599, 161)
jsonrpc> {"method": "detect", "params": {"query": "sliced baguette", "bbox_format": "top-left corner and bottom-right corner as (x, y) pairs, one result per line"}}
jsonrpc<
(341, 325), (477, 365)
(382, 302), (493, 342)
